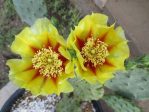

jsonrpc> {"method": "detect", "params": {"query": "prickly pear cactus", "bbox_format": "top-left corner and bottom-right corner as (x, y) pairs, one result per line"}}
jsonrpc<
(13, 0), (47, 25)
(56, 78), (104, 112)
(103, 95), (141, 112)
(56, 94), (81, 112)
(125, 55), (149, 71)
(105, 68), (149, 100)
(70, 78), (104, 101)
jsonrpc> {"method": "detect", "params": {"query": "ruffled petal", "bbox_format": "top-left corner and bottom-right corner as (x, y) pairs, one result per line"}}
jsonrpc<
(96, 70), (114, 84)
(25, 75), (45, 95)
(69, 13), (108, 42)
(30, 18), (66, 48)
(115, 26), (126, 39)
(65, 61), (74, 74)
(6, 59), (32, 74)
(92, 25), (112, 40)
(106, 41), (129, 69)
(59, 72), (74, 81)
(104, 26), (127, 47)
(9, 69), (37, 87)
(31, 18), (58, 35)
(40, 78), (73, 95)
(79, 13), (108, 26)
(40, 78), (58, 95)
(16, 28), (42, 49)
(75, 62), (97, 84)
(11, 35), (35, 57)
(58, 46), (71, 60)
(58, 80), (73, 94)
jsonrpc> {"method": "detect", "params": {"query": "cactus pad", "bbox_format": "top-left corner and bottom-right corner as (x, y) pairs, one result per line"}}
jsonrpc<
(105, 68), (149, 100)
(70, 78), (104, 101)
(103, 95), (141, 112)
(13, 0), (47, 25)
(56, 94), (81, 112)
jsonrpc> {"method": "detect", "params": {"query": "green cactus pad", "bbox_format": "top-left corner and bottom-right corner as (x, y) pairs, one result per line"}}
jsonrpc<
(13, 0), (47, 25)
(70, 78), (104, 101)
(56, 94), (81, 112)
(103, 95), (141, 112)
(105, 68), (149, 100)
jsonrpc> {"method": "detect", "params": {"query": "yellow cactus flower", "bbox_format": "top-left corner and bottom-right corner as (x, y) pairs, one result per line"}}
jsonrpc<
(67, 13), (130, 84)
(7, 18), (74, 95)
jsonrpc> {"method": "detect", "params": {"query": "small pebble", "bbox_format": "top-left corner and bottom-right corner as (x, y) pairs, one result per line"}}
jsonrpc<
(11, 91), (60, 112)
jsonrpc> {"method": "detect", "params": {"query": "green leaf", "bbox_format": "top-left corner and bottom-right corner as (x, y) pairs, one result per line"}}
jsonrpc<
(103, 95), (141, 112)
(105, 68), (149, 100)
(70, 78), (104, 101)
(13, 0), (47, 25)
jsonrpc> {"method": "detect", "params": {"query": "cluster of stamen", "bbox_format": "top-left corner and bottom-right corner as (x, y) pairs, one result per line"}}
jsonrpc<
(81, 38), (109, 67)
(32, 47), (63, 78)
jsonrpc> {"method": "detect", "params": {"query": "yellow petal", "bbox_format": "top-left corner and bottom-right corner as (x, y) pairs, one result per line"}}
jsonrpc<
(68, 13), (108, 43)
(73, 21), (91, 41)
(75, 62), (97, 84)
(115, 26), (126, 39)
(11, 35), (35, 57)
(16, 27), (42, 49)
(60, 72), (74, 81)
(41, 78), (58, 95)
(31, 18), (66, 47)
(41, 78), (73, 95)
(99, 64), (117, 73)
(49, 33), (66, 47)
(25, 76), (45, 95)
(90, 13), (108, 25)
(6, 59), (32, 74)
(92, 25), (112, 40)
(58, 46), (71, 60)
(31, 18), (57, 35)
(107, 41), (129, 69)
(103, 26), (129, 70)
(58, 80), (73, 94)
(78, 13), (108, 28)
(96, 70), (114, 84)
(9, 69), (37, 87)
(104, 26), (127, 47)
(65, 61), (74, 74)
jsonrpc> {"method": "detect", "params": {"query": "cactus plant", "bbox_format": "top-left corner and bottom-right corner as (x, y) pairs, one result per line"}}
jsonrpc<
(70, 78), (104, 101)
(13, 0), (47, 25)
(56, 78), (104, 112)
(105, 68), (149, 100)
(103, 95), (141, 112)
(56, 94), (81, 112)
(125, 55), (149, 71)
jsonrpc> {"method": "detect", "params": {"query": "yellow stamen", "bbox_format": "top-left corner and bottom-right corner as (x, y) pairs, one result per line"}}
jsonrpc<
(32, 47), (63, 78)
(81, 38), (109, 66)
